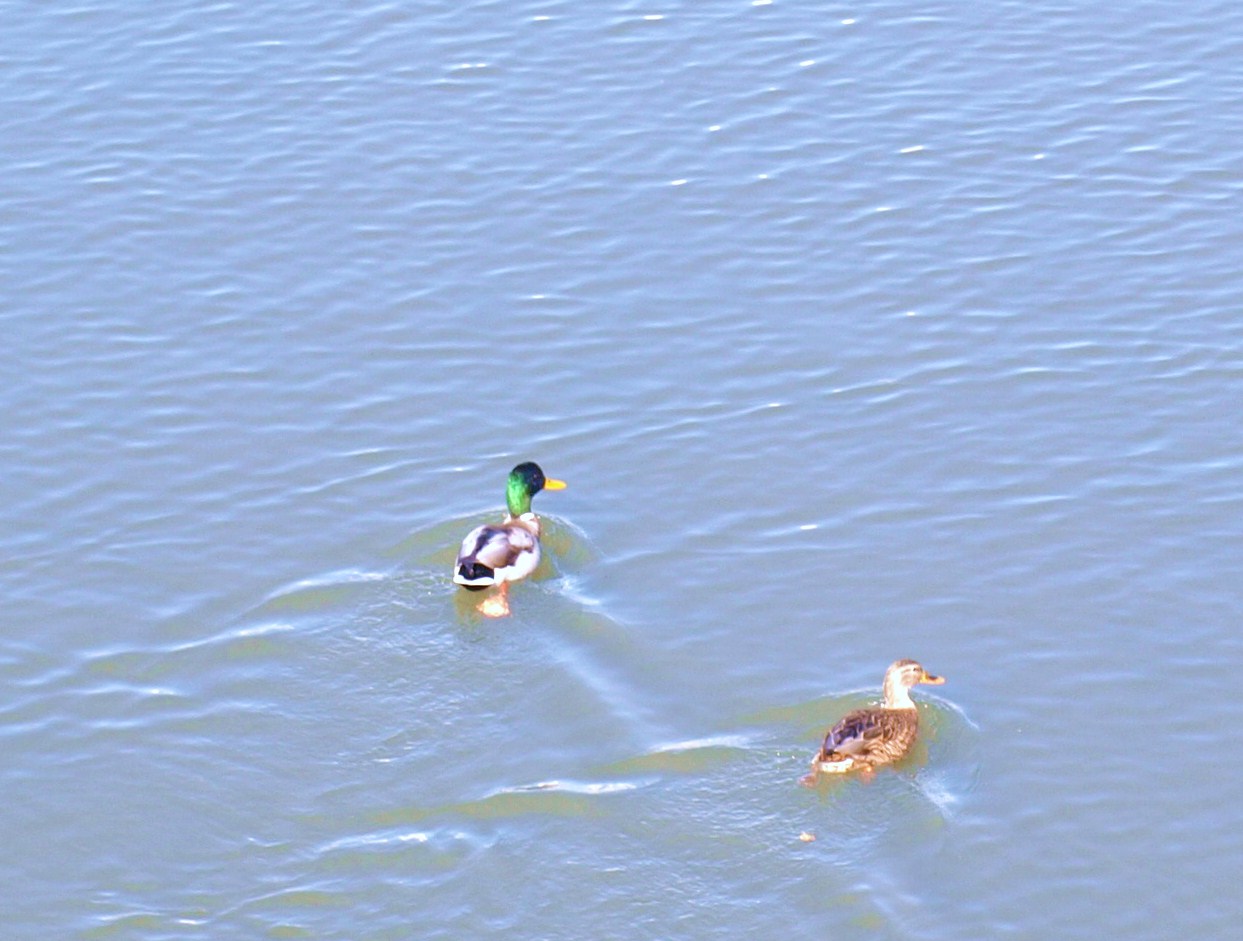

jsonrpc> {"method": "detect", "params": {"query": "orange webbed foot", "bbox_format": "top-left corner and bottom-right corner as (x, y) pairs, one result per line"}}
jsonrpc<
(477, 583), (511, 618)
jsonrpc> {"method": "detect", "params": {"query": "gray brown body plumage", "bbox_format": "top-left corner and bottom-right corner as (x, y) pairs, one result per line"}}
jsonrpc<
(815, 705), (920, 769)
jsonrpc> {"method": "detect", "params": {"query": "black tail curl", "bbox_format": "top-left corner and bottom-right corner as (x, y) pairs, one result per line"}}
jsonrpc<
(457, 561), (495, 589)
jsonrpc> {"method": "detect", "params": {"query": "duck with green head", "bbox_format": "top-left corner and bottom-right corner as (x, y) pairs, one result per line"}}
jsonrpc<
(802, 659), (945, 784)
(453, 462), (567, 616)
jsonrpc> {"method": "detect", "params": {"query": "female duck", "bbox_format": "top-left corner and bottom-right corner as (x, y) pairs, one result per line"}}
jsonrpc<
(453, 462), (566, 616)
(804, 659), (944, 782)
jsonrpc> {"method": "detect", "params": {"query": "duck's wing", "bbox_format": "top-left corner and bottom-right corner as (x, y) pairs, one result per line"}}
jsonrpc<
(458, 524), (530, 565)
(819, 708), (885, 760)
(820, 708), (919, 764)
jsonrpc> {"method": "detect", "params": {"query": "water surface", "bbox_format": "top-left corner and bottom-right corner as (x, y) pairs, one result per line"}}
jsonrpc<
(3, 1), (1242, 938)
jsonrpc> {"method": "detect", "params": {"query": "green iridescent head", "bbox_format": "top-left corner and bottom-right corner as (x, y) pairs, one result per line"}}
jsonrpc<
(505, 462), (567, 517)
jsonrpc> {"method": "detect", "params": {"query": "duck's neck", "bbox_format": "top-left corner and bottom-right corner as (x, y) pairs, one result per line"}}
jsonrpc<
(506, 477), (533, 517)
(882, 678), (915, 710)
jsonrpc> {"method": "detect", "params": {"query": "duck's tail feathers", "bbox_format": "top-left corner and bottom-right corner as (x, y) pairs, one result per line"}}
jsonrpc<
(455, 560), (496, 590)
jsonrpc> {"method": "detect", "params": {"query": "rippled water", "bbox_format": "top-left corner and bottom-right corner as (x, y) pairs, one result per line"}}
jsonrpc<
(4, 1), (1243, 938)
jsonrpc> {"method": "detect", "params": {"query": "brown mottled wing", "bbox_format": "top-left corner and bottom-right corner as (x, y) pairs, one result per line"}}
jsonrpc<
(819, 708), (881, 759)
(818, 708), (918, 764)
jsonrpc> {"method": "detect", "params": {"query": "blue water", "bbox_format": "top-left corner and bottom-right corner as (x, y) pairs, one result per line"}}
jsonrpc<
(3, 1), (1242, 938)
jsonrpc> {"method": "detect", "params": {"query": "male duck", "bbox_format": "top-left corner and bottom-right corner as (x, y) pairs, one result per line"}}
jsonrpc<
(804, 659), (944, 782)
(453, 462), (566, 616)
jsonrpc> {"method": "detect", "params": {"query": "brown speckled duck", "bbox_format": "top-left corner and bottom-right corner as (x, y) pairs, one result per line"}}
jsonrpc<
(804, 659), (944, 782)
(453, 462), (566, 617)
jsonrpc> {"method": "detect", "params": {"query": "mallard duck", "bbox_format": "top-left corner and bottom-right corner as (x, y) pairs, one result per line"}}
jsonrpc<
(453, 462), (566, 616)
(804, 659), (944, 782)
